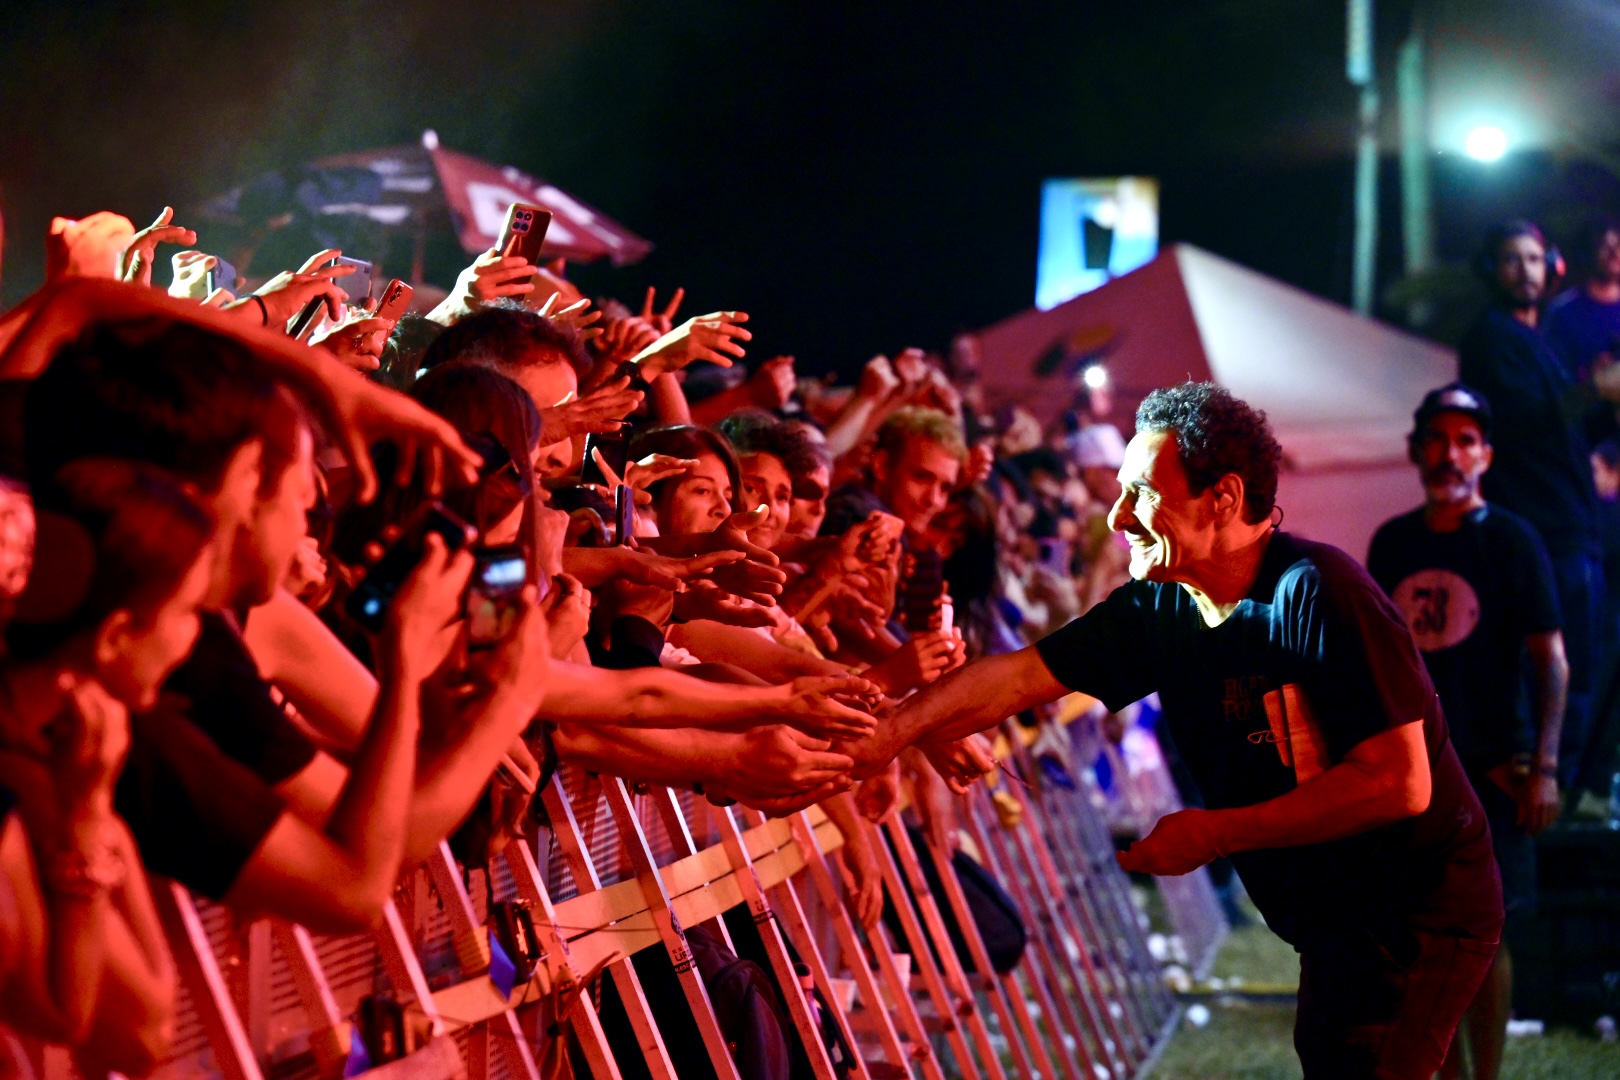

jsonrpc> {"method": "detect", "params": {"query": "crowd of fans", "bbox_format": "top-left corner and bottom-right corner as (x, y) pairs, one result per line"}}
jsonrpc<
(0, 204), (1137, 1073)
(0, 198), (1615, 1077)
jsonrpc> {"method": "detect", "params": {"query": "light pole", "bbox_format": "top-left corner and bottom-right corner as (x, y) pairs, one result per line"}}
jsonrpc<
(1348, 0), (1380, 317)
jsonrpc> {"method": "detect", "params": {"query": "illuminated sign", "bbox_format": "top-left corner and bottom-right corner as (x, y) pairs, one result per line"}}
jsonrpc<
(1035, 177), (1159, 310)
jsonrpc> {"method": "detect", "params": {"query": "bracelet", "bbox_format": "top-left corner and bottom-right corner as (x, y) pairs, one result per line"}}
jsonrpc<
(249, 294), (269, 326)
(44, 841), (126, 900)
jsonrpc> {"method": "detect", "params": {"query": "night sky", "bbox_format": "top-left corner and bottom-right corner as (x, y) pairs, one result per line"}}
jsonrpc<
(3, 0), (1616, 377)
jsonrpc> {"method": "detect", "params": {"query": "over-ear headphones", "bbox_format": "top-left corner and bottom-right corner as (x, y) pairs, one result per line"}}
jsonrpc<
(1473, 219), (1564, 285)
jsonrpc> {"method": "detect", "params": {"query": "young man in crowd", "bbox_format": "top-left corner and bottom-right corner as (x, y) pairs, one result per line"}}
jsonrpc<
(825, 405), (964, 543)
(1459, 221), (1607, 790)
(1368, 384), (1567, 1080)
(857, 382), (1503, 1080)
(1546, 219), (1620, 390)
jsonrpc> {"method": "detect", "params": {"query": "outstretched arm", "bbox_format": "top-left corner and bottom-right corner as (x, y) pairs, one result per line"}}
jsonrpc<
(842, 646), (1069, 777)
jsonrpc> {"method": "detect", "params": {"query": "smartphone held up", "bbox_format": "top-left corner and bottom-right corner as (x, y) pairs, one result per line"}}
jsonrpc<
(497, 202), (552, 266)
(345, 502), (476, 632)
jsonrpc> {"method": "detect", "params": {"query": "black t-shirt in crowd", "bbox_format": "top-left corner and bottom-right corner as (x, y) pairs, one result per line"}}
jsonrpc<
(1034, 532), (1501, 948)
(1367, 505), (1561, 777)
(1458, 308), (1601, 557)
(116, 612), (319, 899)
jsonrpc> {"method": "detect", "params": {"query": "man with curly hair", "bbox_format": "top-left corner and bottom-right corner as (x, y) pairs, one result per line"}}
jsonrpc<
(868, 382), (1503, 1079)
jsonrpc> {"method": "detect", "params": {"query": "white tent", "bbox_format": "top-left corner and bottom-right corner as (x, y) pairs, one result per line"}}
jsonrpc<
(973, 244), (1459, 559)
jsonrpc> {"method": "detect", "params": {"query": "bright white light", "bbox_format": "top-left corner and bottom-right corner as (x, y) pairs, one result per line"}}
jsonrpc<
(1082, 364), (1109, 389)
(1465, 125), (1508, 162)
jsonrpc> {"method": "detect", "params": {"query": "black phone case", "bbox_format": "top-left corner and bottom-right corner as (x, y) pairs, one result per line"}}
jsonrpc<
(344, 504), (473, 631)
(581, 429), (632, 488)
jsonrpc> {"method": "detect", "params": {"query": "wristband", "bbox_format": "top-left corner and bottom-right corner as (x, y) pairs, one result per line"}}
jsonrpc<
(249, 294), (270, 326)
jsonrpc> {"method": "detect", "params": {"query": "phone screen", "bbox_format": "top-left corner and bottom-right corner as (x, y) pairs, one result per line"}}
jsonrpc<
(345, 503), (475, 631)
(581, 429), (631, 488)
(466, 546), (529, 647)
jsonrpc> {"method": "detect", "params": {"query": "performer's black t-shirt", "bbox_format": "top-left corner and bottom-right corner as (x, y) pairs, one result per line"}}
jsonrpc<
(1035, 532), (1501, 948)
(1367, 505), (1561, 776)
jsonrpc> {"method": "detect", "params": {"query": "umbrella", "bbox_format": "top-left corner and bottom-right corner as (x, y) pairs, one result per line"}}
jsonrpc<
(199, 130), (652, 278)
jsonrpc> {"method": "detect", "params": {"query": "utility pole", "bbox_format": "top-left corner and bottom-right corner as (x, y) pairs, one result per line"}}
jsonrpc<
(1397, 7), (1434, 279)
(1348, 0), (1379, 316)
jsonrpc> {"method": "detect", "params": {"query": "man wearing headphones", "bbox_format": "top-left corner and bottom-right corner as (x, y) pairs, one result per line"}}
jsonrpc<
(1459, 221), (1605, 791)
(1368, 384), (1568, 1080)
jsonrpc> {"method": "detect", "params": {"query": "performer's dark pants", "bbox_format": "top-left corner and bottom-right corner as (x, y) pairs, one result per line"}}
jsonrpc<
(1294, 925), (1499, 1079)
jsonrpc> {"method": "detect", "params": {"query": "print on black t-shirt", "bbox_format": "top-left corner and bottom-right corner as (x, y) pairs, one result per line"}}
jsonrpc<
(1367, 505), (1561, 776)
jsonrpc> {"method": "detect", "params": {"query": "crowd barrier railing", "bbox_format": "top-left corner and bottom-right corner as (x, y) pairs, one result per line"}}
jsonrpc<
(30, 720), (1188, 1080)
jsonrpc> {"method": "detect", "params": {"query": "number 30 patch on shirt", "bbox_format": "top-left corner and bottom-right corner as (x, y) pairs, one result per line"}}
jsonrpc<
(1391, 569), (1481, 653)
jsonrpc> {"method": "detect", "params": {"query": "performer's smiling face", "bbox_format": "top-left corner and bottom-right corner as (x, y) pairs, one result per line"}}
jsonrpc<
(1107, 430), (1220, 583)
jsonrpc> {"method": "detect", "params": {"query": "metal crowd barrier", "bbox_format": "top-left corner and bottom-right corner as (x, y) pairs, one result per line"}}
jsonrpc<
(29, 722), (1186, 1080)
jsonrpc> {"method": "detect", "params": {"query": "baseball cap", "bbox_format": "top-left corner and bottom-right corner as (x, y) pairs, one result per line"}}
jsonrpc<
(1068, 423), (1128, 470)
(1412, 383), (1492, 441)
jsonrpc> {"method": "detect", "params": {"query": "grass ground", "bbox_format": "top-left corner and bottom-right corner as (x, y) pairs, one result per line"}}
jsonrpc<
(1142, 892), (1620, 1080)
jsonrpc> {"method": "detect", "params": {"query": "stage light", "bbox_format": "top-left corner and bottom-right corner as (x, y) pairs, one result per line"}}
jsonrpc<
(1464, 125), (1508, 162)
(1082, 364), (1109, 390)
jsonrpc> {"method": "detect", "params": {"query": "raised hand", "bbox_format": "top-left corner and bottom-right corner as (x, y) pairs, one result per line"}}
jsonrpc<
(50, 673), (131, 809)
(713, 781), (851, 818)
(746, 356), (797, 410)
(776, 674), (883, 740)
(593, 315), (662, 367)
(168, 250), (218, 301)
(537, 377), (645, 440)
(625, 454), (697, 496)
(917, 734), (995, 796)
(378, 534), (475, 683)
(671, 582), (776, 627)
(120, 207), (196, 287)
(856, 354), (902, 401)
(536, 293), (604, 342)
(311, 313), (394, 372)
(727, 725), (855, 798)
(864, 630), (960, 696)
(631, 311), (752, 380)
(465, 585), (552, 713)
(891, 347), (928, 386)
(639, 286), (685, 335)
(540, 573), (592, 659)
(321, 360), (481, 503)
(837, 833), (885, 930)
(426, 248), (538, 325)
(855, 761), (902, 822)
(239, 249), (355, 328)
